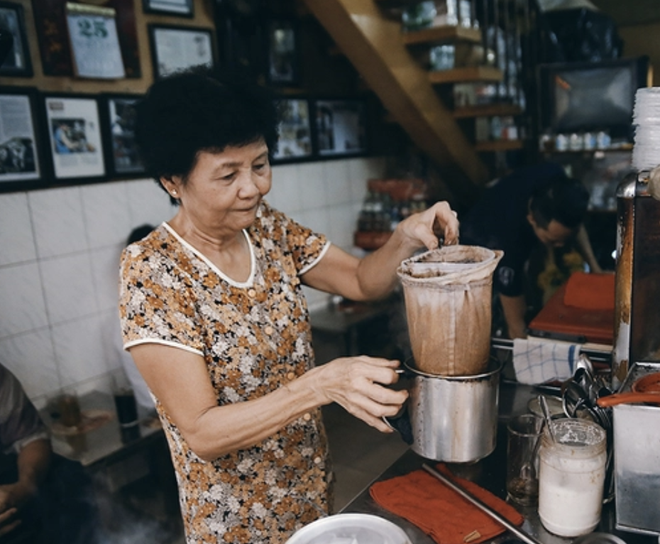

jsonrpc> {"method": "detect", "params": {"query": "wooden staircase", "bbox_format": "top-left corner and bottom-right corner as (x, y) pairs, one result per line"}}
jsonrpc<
(303, 0), (534, 203)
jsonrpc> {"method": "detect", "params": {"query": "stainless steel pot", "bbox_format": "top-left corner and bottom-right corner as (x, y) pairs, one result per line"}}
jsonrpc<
(387, 358), (501, 463)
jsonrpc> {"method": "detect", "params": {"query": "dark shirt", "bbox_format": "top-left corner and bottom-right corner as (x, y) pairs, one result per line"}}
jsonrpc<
(0, 364), (48, 455)
(460, 163), (566, 297)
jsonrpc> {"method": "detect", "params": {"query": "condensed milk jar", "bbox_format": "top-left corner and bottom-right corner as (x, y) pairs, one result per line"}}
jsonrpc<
(538, 418), (607, 537)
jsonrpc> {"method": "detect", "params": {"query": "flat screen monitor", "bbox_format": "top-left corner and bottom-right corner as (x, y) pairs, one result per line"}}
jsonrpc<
(539, 57), (649, 140)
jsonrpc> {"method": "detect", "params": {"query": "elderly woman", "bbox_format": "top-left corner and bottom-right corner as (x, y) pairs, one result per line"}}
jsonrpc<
(119, 66), (459, 544)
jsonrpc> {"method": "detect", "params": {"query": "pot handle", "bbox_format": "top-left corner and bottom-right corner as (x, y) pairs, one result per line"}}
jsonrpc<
(382, 406), (414, 445)
(382, 367), (414, 445)
(596, 391), (660, 408)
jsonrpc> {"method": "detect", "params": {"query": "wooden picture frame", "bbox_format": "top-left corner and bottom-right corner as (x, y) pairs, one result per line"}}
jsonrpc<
(143, 0), (193, 17)
(272, 97), (313, 163)
(0, 1), (33, 77)
(148, 24), (214, 79)
(313, 98), (368, 158)
(0, 87), (42, 192)
(100, 94), (145, 177)
(266, 18), (300, 86)
(41, 94), (106, 182)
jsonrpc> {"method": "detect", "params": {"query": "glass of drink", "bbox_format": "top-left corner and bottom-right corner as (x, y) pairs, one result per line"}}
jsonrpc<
(506, 413), (544, 506)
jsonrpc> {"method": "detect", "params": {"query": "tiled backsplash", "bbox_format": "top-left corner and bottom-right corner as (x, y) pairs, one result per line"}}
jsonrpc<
(0, 157), (385, 402)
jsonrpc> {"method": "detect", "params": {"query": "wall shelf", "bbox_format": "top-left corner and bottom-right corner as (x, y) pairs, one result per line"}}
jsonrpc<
(429, 66), (503, 84)
(453, 103), (523, 118)
(401, 25), (482, 46)
(475, 139), (524, 152)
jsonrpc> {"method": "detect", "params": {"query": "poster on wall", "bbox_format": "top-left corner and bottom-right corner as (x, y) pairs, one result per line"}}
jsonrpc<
(314, 99), (367, 157)
(101, 94), (145, 176)
(32, 0), (141, 78)
(65, 3), (125, 79)
(43, 95), (106, 181)
(0, 89), (41, 189)
(148, 24), (214, 78)
(272, 98), (312, 162)
(0, 2), (33, 77)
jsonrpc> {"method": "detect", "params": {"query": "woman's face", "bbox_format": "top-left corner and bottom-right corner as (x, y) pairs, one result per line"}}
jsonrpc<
(166, 140), (272, 234)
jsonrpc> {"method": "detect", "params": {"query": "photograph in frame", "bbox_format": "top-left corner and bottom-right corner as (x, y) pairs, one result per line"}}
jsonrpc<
(0, 2), (33, 77)
(0, 89), (41, 188)
(314, 99), (367, 157)
(43, 95), (106, 180)
(266, 19), (299, 86)
(101, 94), (145, 176)
(143, 0), (193, 17)
(149, 24), (214, 79)
(272, 98), (312, 162)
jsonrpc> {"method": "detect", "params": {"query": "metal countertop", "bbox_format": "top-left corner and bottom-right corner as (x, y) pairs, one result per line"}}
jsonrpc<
(340, 382), (656, 544)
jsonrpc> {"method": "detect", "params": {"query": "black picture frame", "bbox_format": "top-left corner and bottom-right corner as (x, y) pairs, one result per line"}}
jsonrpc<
(266, 18), (300, 86)
(99, 93), (145, 177)
(0, 87), (43, 192)
(41, 93), (106, 183)
(312, 98), (368, 158)
(272, 97), (313, 163)
(0, 2), (33, 77)
(143, 0), (193, 18)
(148, 24), (215, 79)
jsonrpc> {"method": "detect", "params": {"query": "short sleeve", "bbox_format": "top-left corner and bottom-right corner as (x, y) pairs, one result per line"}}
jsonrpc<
(260, 204), (329, 276)
(119, 244), (205, 355)
(0, 365), (49, 454)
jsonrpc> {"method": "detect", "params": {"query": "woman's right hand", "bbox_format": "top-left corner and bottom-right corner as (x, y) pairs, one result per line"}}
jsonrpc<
(310, 356), (408, 433)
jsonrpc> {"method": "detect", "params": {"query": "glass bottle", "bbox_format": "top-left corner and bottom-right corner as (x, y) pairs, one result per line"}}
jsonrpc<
(538, 418), (607, 537)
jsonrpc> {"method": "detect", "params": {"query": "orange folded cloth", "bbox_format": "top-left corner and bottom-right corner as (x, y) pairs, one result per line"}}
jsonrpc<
(370, 464), (523, 544)
(563, 271), (615, 311)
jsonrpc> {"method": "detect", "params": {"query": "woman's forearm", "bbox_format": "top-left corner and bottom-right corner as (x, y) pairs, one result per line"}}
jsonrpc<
(355, 201), (460, 299)
(185, 369), (323, 460)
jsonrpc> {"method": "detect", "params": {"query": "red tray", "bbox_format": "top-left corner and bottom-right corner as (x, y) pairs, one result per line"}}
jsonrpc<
(528, 274), (614, 345)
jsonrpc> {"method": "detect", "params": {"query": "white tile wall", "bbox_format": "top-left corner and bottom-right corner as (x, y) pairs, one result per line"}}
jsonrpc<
(0, 157), (385, 400)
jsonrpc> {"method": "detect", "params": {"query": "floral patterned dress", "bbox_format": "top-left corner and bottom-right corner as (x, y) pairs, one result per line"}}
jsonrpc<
(119, 201), (333, 544)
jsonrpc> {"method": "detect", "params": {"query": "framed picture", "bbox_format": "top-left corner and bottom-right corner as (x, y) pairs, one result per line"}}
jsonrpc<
(272, 98), (313, 163)
(266, 19), (300, 86)
(143, 0), (193, 17)
(100, 94), (145, 177)
(0, 88), (42, 192)
(42, 94), (106, 181)
(0, 2), (33, 77)
(148, 24), (214, 79)
(313, 99), (368, 158)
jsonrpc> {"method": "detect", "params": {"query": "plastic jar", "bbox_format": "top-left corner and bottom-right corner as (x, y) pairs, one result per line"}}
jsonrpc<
(538, 418), (607, 537)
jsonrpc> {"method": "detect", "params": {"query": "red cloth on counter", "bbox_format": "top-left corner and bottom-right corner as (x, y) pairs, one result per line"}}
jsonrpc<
(369, 464), (524, 544)
(563, 271), (615, 311)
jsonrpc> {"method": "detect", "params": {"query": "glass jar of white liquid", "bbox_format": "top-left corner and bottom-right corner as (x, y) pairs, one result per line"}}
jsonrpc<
(538, 418), (607, 537)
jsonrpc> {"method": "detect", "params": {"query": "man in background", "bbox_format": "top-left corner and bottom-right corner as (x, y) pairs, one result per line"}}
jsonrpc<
(460, 162), (602, 339)
(0, 363), (51, 543)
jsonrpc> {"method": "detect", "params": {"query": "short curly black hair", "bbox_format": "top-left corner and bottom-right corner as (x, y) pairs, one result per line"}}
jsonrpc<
(529, 175), (589, 230)
(134, 65), (280, 202)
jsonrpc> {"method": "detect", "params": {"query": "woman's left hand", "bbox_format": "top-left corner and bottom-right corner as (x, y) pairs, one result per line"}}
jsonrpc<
(397, 201), (459, 250)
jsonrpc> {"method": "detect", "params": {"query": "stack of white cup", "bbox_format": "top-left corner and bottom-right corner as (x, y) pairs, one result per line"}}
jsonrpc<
(632, 87), (660, 171)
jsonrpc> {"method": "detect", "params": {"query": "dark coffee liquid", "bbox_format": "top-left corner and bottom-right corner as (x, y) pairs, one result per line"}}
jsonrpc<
(114, 391), (138, 426)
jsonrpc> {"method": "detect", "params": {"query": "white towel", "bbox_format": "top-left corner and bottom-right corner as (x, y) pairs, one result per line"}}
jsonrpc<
(513, 337), (580, 385)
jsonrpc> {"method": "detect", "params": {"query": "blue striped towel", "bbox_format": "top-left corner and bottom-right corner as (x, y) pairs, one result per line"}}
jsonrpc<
(513, 338), (580, 385)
